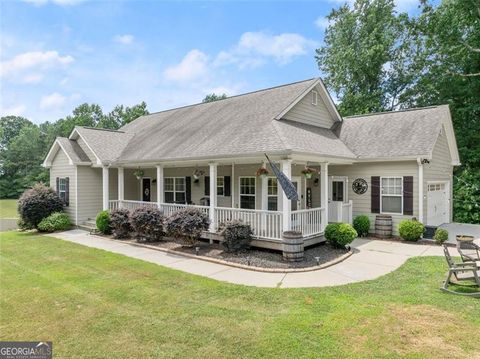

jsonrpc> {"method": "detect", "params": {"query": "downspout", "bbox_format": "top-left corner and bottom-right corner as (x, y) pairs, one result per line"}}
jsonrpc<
(417, 158), (424, 223)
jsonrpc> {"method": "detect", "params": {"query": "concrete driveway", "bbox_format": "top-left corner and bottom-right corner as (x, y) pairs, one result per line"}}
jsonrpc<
(49, 230), (455, 288)
(439, 222), (480, 244)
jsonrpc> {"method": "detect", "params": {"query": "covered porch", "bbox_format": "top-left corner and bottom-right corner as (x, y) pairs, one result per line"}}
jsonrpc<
(103, 157), (353, 248)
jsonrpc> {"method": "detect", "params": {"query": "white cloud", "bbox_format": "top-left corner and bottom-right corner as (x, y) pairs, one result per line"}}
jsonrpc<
(163, 49), (209, 82)
(214, 32), (317, 68)
(40, 92), (66, 110)
(315, 17), (331, 30)
(114, 34), (134, 45)
(1, 51), (74, 77)
(22, 74), (44, 84)
(0, 104), (26, 116)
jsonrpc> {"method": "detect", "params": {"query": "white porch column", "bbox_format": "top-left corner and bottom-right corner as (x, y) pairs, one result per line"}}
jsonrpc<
(320, 162), (329, 231)
(118, 167), (124, 201)
(261, 161), (268, 211)
(102, 166), (109, 210)
(281, 159), (292, 232)
(417, 159), (424, 223)
(156, 164), (164, 208)
(209, 163), (218, 232)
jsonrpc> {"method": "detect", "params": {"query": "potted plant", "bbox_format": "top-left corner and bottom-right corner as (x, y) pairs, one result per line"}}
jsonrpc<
(301, 167), (316, 179)
(133, 169), (144, 180)
(255, 167), (269, 177)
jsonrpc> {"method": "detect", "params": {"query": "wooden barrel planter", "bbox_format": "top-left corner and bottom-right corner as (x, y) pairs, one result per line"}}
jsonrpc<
(282, 231), (304, 262)
(375, 215), (392, 239)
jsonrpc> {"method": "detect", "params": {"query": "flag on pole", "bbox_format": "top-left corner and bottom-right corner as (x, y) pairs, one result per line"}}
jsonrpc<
(264, 154), (298, 201)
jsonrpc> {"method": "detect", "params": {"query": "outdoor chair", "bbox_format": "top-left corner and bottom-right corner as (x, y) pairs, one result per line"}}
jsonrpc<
(441, 245), (480, 297)
(456, 239), (480, 263)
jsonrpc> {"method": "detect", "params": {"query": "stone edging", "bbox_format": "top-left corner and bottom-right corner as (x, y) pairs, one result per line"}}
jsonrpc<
(90, 234), (354, 273)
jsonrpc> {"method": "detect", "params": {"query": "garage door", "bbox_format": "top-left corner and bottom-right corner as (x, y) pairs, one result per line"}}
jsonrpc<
(427, 182), (449, 226)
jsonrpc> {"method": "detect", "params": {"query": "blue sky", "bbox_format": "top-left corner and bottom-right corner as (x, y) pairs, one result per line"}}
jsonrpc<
(1, 0), (422, 124)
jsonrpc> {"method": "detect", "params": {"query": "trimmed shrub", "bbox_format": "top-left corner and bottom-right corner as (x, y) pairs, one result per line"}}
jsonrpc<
(17, 218), (34, 231)
(96, 210), (111, 234)
(325, 222), (357, 248)
(353, 215), (370, 237)
(220, 220), (253, 252)
(37, 212), (71, 232)
(18, 183), (64, 228)
(434, 228), (449, 244)
(165, 207), (210, 246)
(398, 219), (424, 242)
(130, 207), (164, 242)
(110, 208), (132, 239)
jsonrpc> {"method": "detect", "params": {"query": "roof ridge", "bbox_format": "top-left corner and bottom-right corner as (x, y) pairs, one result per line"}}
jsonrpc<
(79, 126), (125, 133)
(135, 78), (319, 119)
(344, 105), (443, 119)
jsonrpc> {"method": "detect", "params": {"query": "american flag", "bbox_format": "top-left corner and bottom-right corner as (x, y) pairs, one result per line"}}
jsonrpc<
(265, 154), (298, 201)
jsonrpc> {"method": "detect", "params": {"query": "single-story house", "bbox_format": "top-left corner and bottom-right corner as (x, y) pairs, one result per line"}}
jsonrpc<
(43, 78), (460, 249)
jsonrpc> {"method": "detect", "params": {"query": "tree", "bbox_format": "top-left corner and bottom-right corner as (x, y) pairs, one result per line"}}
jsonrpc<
(0, 116), (33, 150)
(99, 101), (149, 129)
(202, 93), (227, 103)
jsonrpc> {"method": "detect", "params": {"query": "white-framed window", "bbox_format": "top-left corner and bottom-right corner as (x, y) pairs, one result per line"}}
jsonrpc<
(58, 178), (67, 202)
(312, 90), (318, 106)
(428, 183), (445, 191)
(217, 176), (224, 196)
(239, 177), (256, 209)
(164, 177), (186, 203)
(381, 177), (403, 214)
(267, 177), (278, 211)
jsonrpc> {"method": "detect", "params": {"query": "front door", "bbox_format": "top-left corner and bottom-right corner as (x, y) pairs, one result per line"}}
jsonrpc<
(328, 176), (347, 222)
(427, 182), (449, 226)
(142, 178), (151, 202)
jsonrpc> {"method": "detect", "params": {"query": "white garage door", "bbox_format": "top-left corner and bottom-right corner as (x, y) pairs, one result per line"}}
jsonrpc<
(427, 182), (449, 226)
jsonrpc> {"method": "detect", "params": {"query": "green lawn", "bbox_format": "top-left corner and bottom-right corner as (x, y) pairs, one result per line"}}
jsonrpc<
(0, 199), (18, 218)
(1, 232), (479, 358)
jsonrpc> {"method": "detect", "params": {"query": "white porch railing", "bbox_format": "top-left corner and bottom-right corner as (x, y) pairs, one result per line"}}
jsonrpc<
(109, 200), (159, 211)
(159, 203), (210, 217)
(291, 207), (325, 237)
(214, 207), (283, 240)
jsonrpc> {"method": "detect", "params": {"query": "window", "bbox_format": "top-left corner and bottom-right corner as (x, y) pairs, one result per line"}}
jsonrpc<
(312, 90), (318, 106)
(217, 176), (224, 196)
(58, 178), (67, 202)
(332, 181), (344, 202)
(428, 183), (445, 191)
(164, 177), (186, 203)
(267, 177), (278, 211)
(240, 177), (256, 209)
(381, 177), (402, 214)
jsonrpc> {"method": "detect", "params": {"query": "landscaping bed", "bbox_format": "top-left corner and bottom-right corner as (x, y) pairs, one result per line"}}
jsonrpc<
(124, 237), (348, 269)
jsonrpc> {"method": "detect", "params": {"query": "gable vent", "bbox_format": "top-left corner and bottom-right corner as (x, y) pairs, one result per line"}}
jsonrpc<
(312, 90), (318, 106)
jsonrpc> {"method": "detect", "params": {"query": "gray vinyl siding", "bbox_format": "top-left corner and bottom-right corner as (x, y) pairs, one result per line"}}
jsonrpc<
(423, 127), (454, 223)
(77, 137), (98, 163)
(282, 85), (336, 128)
(49, 149), (76, 224)
(77, 166), (102, 222)
(330, 162), (419, 235)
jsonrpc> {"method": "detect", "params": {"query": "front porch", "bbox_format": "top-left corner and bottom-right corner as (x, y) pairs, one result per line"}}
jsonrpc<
(102, 159), (353, 249)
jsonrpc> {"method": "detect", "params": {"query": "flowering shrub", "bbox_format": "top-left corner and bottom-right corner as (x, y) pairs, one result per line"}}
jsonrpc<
(130, 207), (164, 242)
(219, 220), (253, 252)
(110, 208), (132, 239)
(18, 183), (64, 228)
(165, 207), (210, 246)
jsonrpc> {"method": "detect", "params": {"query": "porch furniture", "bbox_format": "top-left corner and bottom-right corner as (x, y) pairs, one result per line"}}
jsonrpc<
(441, 245), (480, 297)
(456, 236), (480, 263)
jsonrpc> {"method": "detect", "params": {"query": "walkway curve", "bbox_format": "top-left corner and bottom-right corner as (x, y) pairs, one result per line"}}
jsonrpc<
(49, 230), (452, 288)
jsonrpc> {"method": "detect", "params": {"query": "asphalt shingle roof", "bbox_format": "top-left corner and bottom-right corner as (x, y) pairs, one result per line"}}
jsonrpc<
(56, 137), (91, 163)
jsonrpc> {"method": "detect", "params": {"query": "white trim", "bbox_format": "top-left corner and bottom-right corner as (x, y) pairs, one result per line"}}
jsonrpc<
(231, 163), (235, 208)
(312, 90), (318, 106)
(380, 176), (403, 215)
(209, 163), (218, 232)
(216, 176), (225, 197)
(156, 165), (164, 205)
(426, 180), (450, 226)
(102, 166), (109, 210)
(328, 175), (348, 203)
(281, 159), (292, 231)
(417, 159), (424, 223)
(74, 165), (78, 225)
(69, 127), (103, 165)
(238, 176), (256, 210)
(118, 167), (124, 201)
(439, 106), (461, 166)
(291, 176), (302, 211)
(43, 139), (76, 167)
(320, 163), (328, 230)
(275, 79), (320, 120)
(139, 177), (152, 202)
(163, 176), (186, 203)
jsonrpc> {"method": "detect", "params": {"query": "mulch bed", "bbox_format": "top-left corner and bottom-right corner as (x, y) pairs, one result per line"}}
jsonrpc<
(123, 237), (348, 269)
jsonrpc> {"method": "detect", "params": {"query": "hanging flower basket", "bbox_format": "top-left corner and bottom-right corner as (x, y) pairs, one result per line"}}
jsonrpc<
(255, 167), (269, 177)
(301, 167), (316, 179)
(133, 169), (144, 180)
(193, 169), (205, 181)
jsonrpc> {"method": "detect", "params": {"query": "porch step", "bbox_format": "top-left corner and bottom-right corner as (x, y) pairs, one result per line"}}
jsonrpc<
(78, 219), (98, 233)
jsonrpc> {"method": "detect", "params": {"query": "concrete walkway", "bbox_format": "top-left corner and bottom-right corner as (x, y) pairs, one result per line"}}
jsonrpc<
(50, 230), (455, 288)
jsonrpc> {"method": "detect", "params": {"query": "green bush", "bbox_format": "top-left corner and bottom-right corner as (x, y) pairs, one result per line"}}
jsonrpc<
(130, 207), (164, 242)
(165, 207), (210, 246)
(220, 220), (253, 252)
(96, 210), (111, 234)
(434, 228), (449, 244)
(325, 223), (357, 248)
(353, 215), (370, 237)
(398, 219), (424, 242)
(17, 218), (34, 231)
(110, 208), (132, 239)
(17, 183), (64, 228)
(37, 212), (71, 232)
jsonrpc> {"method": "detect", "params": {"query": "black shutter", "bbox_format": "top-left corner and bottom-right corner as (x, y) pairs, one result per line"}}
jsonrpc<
(224, 176), (231, 197)
(371, 176), (380, 214)
(403, 176), (413, 215)
(185, 176), (191, 204)
(204, 176), (210, 196)
(65, 177), (70, 206)
(56, 177), (59, 194)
